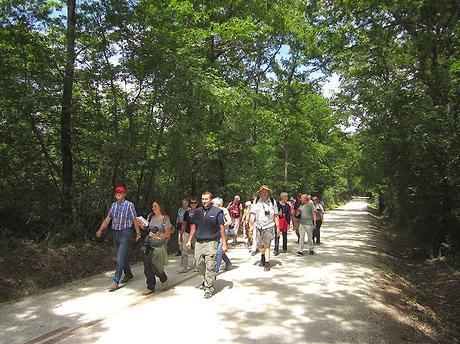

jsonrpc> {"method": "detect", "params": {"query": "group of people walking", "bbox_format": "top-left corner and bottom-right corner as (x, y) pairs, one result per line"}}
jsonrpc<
(96, 184), (325, 299)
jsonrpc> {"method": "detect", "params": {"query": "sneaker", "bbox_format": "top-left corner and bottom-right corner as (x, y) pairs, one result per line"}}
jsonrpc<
(282, 249), (287, 253)
(224, 262), (233, 271)
(198, 282), (205, 290)
(161, 281), (168, 290)
(309, 250), (315, 255)
(177, 267), (187, 274)
(251, 249), (259, 256)
(142, 289), (154, 296)
(264, 263), (271, 271)
(120, 274), (133, 283)
(273, 250), (280, 256)
(295, 251), (303, 256)
(204, 290), (213, 299)
(109, 282), (119, 291)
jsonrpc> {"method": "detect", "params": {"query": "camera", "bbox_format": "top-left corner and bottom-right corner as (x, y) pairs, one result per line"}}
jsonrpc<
(264, 210), (270, 216)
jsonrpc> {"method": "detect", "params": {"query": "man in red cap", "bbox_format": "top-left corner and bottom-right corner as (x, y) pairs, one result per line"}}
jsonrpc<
(96, 185), (140, 291)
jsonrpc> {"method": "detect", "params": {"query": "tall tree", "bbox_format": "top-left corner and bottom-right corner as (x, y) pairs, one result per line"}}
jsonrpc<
(60, 0), (76, 222)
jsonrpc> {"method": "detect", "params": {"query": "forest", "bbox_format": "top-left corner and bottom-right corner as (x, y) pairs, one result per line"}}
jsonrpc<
(1, 0), (459, 258)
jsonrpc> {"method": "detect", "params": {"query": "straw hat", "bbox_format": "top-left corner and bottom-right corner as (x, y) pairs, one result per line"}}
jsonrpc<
(257, 184), (273, 194)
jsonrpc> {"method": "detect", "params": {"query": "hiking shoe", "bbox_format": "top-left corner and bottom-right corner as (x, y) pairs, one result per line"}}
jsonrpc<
(264, 263), (271, 271)
(309, 250), (315, 255)
(120, 274), (133, 283)
(295, 251), (303, 256)
(109, 282), (119, 291)
(204, 290), (213, 299)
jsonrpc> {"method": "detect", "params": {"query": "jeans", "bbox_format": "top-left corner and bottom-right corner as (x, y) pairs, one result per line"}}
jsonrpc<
(143, 248), (167, 291)
(298, 224), (314, 252)
(274, 231), (288, 252)
(313, 220), (322, 244)
(112, 228), (133, 283)
(215, 238), (231, 273)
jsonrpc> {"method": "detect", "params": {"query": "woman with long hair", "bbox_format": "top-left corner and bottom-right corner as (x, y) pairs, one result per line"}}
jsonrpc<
(138, 200), (171, 295)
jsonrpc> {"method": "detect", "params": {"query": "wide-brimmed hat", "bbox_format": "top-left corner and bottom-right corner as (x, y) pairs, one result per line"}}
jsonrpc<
(257, 184), (272, 194)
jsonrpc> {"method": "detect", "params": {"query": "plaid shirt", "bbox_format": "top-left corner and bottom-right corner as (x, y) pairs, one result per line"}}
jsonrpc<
(108, 200), (137, 231)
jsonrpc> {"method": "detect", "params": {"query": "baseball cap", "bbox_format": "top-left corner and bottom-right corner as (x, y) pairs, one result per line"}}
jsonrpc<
(114, 185), (127, 193)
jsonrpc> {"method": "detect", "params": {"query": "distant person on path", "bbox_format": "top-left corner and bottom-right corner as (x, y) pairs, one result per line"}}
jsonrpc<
(292, 193), (302, 244)
(178, 196), (198, 273)
(312, 196), (324, 245)
(96, 185), (139, 291)
(186, 192), (227, 299)
(274, 192), (290, 255)
(227, 195), (243, 245)
(242, 201), (252, 246)
(174, 199), (190, 256)
(249, 185), (280, 271)
(138, 200), (172, 295)
(296, 194), (316, 256)
(213, 197), (232, 273)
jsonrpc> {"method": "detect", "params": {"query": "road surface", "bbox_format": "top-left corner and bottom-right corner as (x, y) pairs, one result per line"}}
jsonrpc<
(1, 199), (431, 344)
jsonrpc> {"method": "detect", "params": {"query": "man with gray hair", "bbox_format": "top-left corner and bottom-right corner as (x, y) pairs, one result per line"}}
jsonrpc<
(295, 194), (316, 256)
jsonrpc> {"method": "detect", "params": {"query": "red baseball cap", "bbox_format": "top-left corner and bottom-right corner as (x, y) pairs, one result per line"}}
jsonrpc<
(114, 186), (127, 193)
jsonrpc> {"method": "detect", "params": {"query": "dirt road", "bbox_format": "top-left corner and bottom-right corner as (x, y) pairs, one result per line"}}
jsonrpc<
(1, 199), (433, 344)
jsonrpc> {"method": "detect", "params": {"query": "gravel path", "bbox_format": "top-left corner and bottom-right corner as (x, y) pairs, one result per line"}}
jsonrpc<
(1, 199), (432, 344)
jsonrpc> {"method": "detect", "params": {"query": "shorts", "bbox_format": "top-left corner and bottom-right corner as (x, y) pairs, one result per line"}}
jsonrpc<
(256, 226), (275, 248)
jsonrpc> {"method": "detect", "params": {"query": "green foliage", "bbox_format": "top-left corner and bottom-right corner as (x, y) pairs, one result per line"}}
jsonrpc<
(0, 0), (368, 242)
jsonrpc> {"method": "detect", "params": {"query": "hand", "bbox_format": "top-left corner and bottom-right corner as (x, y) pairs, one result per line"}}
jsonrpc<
(135, 232), (141, 241)
(179, 234), (183, 243)
(96, 229), (103, 238)
(222, 242), (228, 252)
(186, 241), (192, 250)
(277, 230), (281, 237)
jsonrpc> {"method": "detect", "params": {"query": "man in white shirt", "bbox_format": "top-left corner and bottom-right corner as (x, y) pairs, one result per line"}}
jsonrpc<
(249, 185), (280, 271)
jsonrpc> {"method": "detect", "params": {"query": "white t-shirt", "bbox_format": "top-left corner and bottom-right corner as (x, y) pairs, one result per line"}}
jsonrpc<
(251, 197), (278, 229)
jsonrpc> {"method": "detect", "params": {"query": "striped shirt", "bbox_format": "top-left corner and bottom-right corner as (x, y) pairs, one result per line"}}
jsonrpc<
(108, 200), (137, 231)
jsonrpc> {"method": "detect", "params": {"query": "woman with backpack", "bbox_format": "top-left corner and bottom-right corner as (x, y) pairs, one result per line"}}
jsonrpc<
(138, 200), (171, 295)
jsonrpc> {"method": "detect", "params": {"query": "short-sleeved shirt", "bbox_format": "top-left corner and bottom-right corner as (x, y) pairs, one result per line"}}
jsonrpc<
(177, 207), (188, 224)
(277, 201), (291, 223)
(228, 202), (243, 219)
(182, 209), (195, 234)
(251, 197), (278, 229)
(108, 199), (137, 231)
(300, 202), (315, 225)
(191, 206), (225, 241)
(147, 215), (171, 232)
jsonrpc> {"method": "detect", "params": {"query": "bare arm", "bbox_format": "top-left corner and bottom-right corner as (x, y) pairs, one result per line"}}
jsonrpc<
(186, 224), (196, 249)
(220, 224), (227, 252)
(96, 216), (111, 237)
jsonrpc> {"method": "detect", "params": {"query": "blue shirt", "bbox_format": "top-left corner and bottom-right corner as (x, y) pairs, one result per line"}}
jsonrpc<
(191, 206), (224, 241)
(108, 200), (137, 231)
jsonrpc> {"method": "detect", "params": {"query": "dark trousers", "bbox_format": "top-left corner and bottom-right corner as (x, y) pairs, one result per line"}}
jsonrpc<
(143, 248), (167, 291)
(274, 232), (288, 252)
(313, 220), (322, 244)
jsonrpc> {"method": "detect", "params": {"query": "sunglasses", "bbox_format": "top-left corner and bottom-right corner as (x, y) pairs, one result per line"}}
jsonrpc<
(190, 201), (198, 204)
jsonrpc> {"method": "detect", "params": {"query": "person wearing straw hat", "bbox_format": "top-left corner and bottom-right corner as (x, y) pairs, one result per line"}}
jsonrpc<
(249, 185), (280, 271)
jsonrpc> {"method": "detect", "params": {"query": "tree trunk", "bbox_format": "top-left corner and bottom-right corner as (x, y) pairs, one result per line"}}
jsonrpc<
(60, 0), (76, 223)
